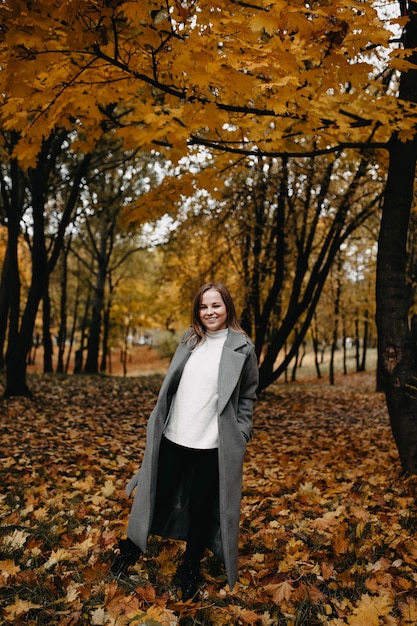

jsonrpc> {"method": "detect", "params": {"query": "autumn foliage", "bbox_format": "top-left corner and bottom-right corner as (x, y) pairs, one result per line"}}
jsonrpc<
(1, 372), (417, 625)
(0, 0), (413, 171)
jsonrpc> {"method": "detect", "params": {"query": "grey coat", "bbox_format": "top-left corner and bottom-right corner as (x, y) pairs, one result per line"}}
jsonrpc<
(125, 328), (259, 589)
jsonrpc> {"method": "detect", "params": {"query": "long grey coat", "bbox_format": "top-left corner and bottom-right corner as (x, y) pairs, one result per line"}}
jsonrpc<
(125, 328), (258, 590)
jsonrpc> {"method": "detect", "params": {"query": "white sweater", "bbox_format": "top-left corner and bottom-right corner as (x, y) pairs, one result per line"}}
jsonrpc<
(163, 328), (228, 449)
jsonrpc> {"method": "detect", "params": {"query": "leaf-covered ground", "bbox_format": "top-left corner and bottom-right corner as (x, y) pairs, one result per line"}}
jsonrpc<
(1, 372), (417, 625)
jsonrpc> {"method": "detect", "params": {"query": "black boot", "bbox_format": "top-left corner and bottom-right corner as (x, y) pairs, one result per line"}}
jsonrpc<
(110, 538), (140, 577)
(181, 558), (200, 601)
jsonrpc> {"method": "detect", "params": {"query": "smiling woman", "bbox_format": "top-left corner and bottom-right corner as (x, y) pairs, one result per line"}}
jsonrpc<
(199, 289), (228, 331)
(109, 282), (259, 601)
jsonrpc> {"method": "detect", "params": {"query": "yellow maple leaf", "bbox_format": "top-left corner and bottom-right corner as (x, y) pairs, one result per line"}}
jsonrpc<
(65, 581), (81, 603)
(249, 13), (284, 36)
(261, 612), (275, 626)
(74, 535), (96, 556)
(101, 479), (115, 497)
(264, 580), (294, 605)
(130, 603), (177, 624)
(90, 607), (108, 625)
(155, 547), (178, 577)
(347, 593), (394, 626)
(2, 529), (29, 550)
(399, 597), (417, 625)
(44, 548), (72, 569)
(4, 598), (42, 619)
(33, 507), (49, 520)
(0, 559), (20, 579)
(398, 129), (417, 143)
(230, 605), (261, 625)
(72, 475), (95, 492)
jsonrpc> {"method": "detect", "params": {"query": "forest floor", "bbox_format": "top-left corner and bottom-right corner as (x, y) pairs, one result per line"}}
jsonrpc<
(1, 367), (417, 625)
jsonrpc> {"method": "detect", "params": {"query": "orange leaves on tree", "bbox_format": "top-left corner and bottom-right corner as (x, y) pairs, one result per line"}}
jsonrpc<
(0, 0), (411, 169)
(248, 12), (285, 37)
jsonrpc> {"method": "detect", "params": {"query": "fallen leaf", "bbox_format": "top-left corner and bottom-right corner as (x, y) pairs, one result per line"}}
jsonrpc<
(0, 559), (20, 579)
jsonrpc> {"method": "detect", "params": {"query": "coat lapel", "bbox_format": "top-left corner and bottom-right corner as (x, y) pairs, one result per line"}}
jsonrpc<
(218, 331), (247, 415)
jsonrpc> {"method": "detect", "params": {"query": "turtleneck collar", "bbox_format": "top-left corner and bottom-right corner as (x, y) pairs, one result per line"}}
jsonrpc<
(205, 328), (229, 339)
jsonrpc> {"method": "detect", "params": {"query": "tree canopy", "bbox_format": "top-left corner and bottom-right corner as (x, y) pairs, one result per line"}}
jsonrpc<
(0, 0), (410, 172)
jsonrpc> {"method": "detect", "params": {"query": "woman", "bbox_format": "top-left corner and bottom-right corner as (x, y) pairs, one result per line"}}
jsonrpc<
(111, 282), (258, 600)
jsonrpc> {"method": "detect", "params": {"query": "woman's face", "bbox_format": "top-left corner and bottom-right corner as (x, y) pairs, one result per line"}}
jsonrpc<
(199, 289), (228, 331)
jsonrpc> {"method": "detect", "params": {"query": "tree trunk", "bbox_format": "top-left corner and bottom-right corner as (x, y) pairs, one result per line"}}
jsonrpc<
(66, 270), (81, 374)
(0, 153), (26, 372)
(84, 269), (106, 374)
(57, 242), (69, 374)
(291, 328), (299, 382)
(376, 0), (417, 473)
(5, 280), (45, 397)
(330, 260), (342, 385)
(74, 289), (91, 374)
(342, 320), (348, 375)
(0, 225), (20, 373)
(42, 285), (53, 373)
(311, 314), (322, 379)
(359, 310), (369, 372)
(376, 134), (417, 473)
(4, 146), (91, 396)
(100, 293), (112, 373)
(355, 315), (360, 372)
(4, 158), (51, 396)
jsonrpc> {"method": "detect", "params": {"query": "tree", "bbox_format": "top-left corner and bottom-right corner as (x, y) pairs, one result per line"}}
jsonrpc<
(0, 132), (94, 393)
(79, 164), (150, 373)
(315, 223), (379, 379)
(221, 154), (382, 390)
(376, 2), (417, 474)
(0, 132), (29, 372)
(153, 152), (383, 389)
(0, 128), (92, 396)
(0, 1), (409, 164)
(70, 145), (165, 374)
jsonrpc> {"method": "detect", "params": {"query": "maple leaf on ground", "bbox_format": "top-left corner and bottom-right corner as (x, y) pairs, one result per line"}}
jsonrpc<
(90, 607), (108, 625)
(260, 611), (275, 626)
(2, 529), (29, 550)
(44, 548), (72, 569)
(399, 597), (417, 624)
(127, 604), (177, 625)
(229, 605), (262, 625)
(0, 559), (20, 580)
(155, 545), (180, 577)
(4, 598), (42, 619)
(264, 580), (294, 604)
(346, 592), (394, 626)
(133, 583), (157, 603)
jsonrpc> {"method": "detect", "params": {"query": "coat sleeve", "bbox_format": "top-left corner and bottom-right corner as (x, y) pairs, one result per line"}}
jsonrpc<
(236, 344), (259, 441)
